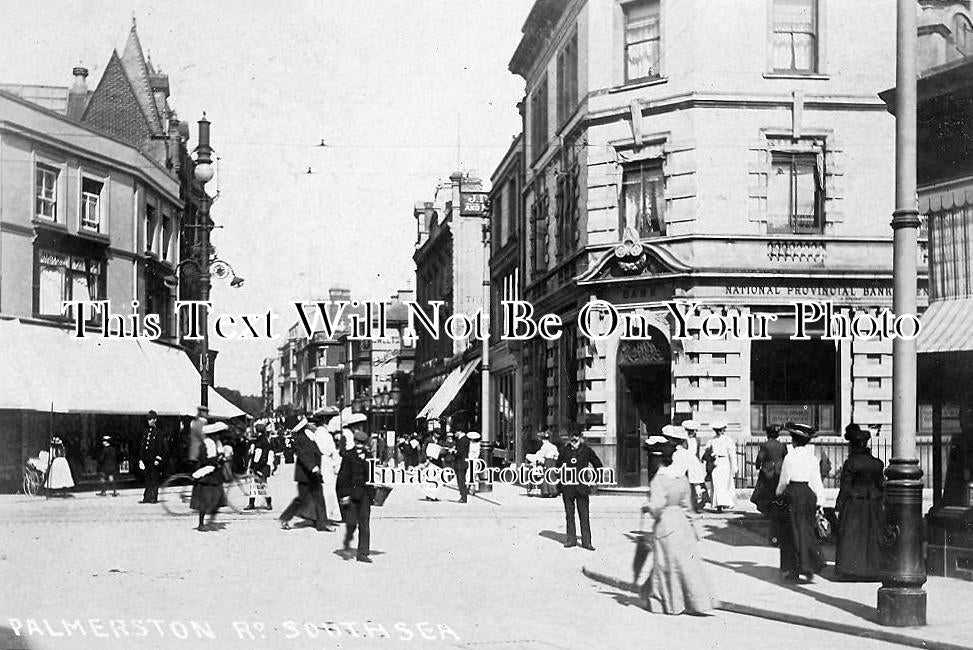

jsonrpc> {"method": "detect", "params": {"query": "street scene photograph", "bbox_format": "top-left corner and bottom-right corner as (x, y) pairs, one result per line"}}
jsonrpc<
(1, 1), (972, 648)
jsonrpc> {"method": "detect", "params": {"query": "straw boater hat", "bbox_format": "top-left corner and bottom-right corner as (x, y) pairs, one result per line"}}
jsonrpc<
(467, 432), (482, 441)
(202, 422), (228, 436)
(681, 419), (700, 433)
(710, 419), (727, 431)
(661, 424), (688, 441)
(643, 435), (674, 455)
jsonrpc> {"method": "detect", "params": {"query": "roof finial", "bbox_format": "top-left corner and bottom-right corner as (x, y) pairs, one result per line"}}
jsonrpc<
(132, 12), (137, 29)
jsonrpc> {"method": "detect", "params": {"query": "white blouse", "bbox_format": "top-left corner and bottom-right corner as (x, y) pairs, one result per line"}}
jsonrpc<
(776, 444), (825, 504)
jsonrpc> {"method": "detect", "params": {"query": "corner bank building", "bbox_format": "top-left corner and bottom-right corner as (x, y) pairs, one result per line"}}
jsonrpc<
(504, 0), (928, 486)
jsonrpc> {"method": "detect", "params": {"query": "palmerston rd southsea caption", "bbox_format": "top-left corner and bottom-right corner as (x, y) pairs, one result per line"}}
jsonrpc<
(61, 299), (921, 343)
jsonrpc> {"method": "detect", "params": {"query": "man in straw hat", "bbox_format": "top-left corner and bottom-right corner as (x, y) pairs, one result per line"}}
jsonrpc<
(279, 418), (333, 532)
(337, 429), (377, 562)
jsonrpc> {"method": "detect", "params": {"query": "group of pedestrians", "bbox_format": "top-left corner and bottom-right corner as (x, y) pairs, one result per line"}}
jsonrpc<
(751, 421), (886, 582)
(415, 428), (482, 503)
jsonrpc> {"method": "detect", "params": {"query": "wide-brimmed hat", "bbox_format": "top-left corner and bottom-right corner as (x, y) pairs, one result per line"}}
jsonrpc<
(844, 423), (870, 444)
(710, 419), (727, 431)
(643, 436), (675, 456)
(785, 422), (817, 440)
(681, 419), (700, 432)
(661, 424), (688, 441)
(203, 422), (228, 436)
(467, 432), (482, 441)
(344, 413), (368, 427)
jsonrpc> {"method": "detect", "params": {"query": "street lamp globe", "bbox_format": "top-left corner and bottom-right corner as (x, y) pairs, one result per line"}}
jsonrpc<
(194, 163), (214, 184)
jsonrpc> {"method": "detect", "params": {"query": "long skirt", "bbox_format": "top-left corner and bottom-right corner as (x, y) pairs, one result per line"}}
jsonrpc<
(640, 507), (714, 615)
(750, 471), (779, 514)
(779, 482), (825, 577)
(540, 457), (558, 497)
(45, 457), (74, 490)
(835, 496), (884, 580)
(190, 480), (224, 515)
(710, 458), (735, 508)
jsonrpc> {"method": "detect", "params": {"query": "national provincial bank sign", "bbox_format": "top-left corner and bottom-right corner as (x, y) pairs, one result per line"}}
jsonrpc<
(614, 280), (927, 304)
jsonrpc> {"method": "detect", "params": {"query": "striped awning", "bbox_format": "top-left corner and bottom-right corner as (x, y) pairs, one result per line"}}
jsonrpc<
(918, 297), (973, 354)
(416, 358), (480, 420)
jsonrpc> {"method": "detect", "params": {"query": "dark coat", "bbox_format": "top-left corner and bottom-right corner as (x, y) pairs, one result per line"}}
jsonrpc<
(98, 445), (118, 475)
(835, 448), (885, 579)
(750, 438), (787, 513)
(336, 451), (376, 503)
(190, 439), (225, 514)
(556, 443), (603, 496)
(140, 425), (165, 465)
(249, 435), (272, 477)
(291, 430), (322, 485)
(454, 436), (471, 465)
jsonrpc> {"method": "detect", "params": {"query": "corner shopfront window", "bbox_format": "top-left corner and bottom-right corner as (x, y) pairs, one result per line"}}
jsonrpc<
(36, 249), (103, 318)
(750, 337), (836, 433)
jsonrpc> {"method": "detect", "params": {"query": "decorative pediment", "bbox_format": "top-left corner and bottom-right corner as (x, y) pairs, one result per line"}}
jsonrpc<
(577, 228), (692, 285)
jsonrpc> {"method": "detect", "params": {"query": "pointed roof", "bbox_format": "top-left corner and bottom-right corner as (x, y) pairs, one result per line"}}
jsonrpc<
(119, 22), (164, 133)
(81, 50), (154, 146)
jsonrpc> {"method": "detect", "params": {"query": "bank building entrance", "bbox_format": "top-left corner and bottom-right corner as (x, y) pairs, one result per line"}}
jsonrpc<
(616, 329), (671, 487)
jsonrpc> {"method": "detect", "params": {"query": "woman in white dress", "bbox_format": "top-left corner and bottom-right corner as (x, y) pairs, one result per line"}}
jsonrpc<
(703, 421), (736, 512)
(45, 437), (75, 496)
(314, 419), (343, 524)
(776, 422), (826, 582)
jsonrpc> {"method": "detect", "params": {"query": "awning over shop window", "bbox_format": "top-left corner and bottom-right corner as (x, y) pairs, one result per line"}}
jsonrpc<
(918, 297), (973, 354)
(416, 358), (480, 420)
(0, 319), (245, 418)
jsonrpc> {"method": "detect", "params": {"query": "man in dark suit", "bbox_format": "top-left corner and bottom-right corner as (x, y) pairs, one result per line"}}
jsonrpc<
(337, 430), (377, 562)
(557, 430), (603, 551)
(453, 431), (471, 503)
(139, 410), (164, 503)
(279, 419), (332, 531)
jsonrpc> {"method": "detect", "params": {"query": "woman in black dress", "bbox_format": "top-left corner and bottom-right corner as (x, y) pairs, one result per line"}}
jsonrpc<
(190, 422), (228, 532)
(835, 423), (885, 580)
(750, 425), (787, 544)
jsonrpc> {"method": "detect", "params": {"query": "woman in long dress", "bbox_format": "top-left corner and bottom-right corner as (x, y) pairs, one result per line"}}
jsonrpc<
(835, 423), (885, 580)
(190, 423), (228, 532)
(703, 421), (736, 512)
(640, 440), (714, 615)
(776, 423), (826, 582)
(314, 421), (343, 524)
(45, 437), (75, 496)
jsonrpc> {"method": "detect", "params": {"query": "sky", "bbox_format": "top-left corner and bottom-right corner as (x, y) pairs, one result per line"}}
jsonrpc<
(0, 0), (531, 395)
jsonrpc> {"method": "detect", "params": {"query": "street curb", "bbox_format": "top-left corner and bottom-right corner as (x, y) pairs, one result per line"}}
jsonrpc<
(580, 566), (971, 650)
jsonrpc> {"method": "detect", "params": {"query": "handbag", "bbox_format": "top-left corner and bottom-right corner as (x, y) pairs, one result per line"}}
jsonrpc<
(814, 506), (831, 541)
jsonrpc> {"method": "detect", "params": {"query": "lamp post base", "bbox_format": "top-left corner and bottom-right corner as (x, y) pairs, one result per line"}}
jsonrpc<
(877, 587), (927, 627)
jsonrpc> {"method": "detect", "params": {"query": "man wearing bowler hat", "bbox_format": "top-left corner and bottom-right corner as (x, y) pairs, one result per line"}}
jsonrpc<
(337, 429), (377, 562)
(556, 429), (603, 550)
(139, 410), (164, 503)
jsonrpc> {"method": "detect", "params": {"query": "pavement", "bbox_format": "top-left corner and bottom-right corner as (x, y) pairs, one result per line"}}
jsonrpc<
(582, 491), (973, 650)
(0, 474), (968, 650)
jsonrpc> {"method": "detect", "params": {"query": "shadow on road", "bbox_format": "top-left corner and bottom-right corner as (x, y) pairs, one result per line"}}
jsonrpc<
(705, 558), (879, 624)
(538, 530), (569, 545)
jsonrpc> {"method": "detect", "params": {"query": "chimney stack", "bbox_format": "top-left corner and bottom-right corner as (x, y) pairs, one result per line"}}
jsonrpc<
(66, 66), (89, 120)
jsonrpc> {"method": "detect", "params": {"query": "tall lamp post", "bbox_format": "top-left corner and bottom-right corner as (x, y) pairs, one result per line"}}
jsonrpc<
(879, 0), (926, 627)
(194, 114), (215, 410)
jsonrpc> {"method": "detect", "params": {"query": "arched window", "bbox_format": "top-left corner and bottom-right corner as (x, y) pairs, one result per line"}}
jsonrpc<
(953, 14), (973, 58)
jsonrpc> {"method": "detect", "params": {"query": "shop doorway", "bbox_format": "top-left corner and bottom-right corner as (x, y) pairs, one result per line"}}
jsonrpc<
(751, 338), (838, 433)
(616, 332), (672, 486)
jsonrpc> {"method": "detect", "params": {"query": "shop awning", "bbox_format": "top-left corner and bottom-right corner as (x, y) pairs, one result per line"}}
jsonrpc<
(0, 319), (245, 418)
(918, 297), (973, 354)
(416, 358), (480, 420)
